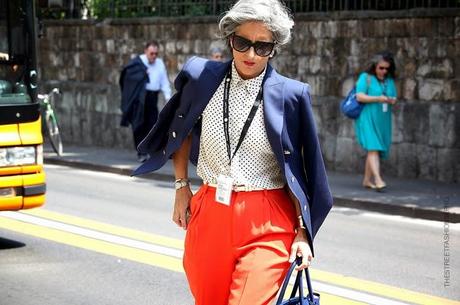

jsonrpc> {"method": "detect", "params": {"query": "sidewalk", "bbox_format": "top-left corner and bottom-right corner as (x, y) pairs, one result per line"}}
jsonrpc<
(44, 145), (460, 223)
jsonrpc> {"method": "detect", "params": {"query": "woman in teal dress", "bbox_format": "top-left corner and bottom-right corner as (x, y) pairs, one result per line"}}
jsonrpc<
(355, 51), (397, 191)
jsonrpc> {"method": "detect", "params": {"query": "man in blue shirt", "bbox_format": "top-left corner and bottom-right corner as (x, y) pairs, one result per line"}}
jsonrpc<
(120, 41), (171, 162)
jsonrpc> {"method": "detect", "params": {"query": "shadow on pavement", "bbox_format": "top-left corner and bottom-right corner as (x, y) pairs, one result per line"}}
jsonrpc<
(0, 237), (26, 250)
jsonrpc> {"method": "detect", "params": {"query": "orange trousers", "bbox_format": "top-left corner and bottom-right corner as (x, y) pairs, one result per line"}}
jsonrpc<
(183, 184), (296, 305)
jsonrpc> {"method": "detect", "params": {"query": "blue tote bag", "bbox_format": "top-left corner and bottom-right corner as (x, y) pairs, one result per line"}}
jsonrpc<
(340, 74), (371, 119)
(340, 87), (363, 119)
(275, 257), (320, 305)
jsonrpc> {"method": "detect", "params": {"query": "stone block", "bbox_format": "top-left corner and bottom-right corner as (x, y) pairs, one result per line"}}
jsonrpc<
(388, 19), (410, 37)
(308, 22), (323, 39)
(418, 78), (444, 101)
(346, 56), (361, 75)
(316, 39), (333, 57)
(335, 137), (355, 171)
(416, 59), (454, 78)
(429, 103), (457, 148)
(338, 20), (360, 38)
(165, 41), (176, 54)
(105, 39), (115, 54)
(297, 56), (309, 76)
(436, 17), (454, 37)
(400, 101), (428, 144)
(402, 78), (417, 100)
(455, 17), (460, 38)
(444, 79), (460, 102)
(337, 116), (355, 138)
(321, 132), (337, 164)
(410, 19), (435, 37)
(416, 144), (438, 180)
(304, 75), (327, 96)
(308, 56), (322, 74)
(323, 21), (338, 38)
(396, 38), (416, 59)
(349, 39), (360, 57)
(437, 148), (460, 183)
(428, 38), (448, 58)
(193, 39), (207, 55)
(415, 38), (429, 60)
(301, 37), (317, 55)
(391, 105), (404, 144)
(384, 143), (398, 177)
(341, 77), (355, 97)
(396, 143), (418, 178)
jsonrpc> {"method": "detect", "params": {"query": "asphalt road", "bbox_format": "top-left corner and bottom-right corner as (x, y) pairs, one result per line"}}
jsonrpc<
(0, 164), (459, 305)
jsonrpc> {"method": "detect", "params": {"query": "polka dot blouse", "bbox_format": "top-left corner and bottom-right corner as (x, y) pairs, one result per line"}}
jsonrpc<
(196, 62), (285, 189)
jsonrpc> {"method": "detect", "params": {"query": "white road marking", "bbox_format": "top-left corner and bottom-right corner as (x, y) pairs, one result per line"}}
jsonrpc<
(313, 281), (411, 305)
(1, 211), (183, 258)
(333, 207), (460, 231)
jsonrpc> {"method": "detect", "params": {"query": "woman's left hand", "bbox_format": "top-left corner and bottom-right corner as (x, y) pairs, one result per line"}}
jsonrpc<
(289, 229), (313, 270)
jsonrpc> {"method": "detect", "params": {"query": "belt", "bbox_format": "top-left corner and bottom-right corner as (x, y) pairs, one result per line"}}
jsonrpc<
(207, 183), (271, 192)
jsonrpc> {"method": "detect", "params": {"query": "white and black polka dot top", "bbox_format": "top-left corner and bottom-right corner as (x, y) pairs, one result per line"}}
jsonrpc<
(196, 62), (285, 189)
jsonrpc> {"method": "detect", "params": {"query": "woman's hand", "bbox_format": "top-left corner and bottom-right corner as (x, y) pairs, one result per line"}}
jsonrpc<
(289, 229), (313, 270)
(387, 97), (397, 105)
(172, 186), (193, 230)
(378, 95), (390, 103)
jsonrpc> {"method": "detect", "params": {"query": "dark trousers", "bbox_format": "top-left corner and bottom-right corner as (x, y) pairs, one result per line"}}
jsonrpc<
(133, 90), (159, 151)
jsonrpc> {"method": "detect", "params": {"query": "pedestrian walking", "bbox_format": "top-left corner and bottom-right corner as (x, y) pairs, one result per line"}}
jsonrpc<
(133, 0), (332, 304)
(119, 40), (171, 162)
(355, 51), (397, 191)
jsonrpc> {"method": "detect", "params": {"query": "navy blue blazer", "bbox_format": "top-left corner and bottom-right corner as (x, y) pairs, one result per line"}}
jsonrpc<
(133, 57), (333, 253)
(119, 56), (148, 131)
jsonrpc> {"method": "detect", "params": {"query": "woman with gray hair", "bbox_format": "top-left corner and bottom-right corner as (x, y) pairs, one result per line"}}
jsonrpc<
(134, 0), (332, 304)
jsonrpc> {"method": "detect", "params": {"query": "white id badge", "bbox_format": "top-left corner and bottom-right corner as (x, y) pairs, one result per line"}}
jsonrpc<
(382, 103), (388, 112)
(215, 175), (233, 206)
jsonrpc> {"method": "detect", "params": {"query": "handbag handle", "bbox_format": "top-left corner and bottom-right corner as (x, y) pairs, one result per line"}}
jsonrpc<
(275, 257), (315, 305)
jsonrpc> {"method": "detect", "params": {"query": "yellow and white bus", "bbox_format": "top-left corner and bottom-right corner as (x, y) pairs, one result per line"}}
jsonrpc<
(0, 0), (46, 210)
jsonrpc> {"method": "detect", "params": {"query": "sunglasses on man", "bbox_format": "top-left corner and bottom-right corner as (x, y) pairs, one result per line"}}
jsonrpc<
(231, 34), (276, 57)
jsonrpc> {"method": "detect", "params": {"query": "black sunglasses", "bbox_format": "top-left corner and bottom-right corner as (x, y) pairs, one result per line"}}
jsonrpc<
(231, 35), (276, 57)
(377, 66), (389, 71)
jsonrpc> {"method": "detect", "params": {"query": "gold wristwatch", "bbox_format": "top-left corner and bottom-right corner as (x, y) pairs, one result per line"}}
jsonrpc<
(174, 178), (190, 190)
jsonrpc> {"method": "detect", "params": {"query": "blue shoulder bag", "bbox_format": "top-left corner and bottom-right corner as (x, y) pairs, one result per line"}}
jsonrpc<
(340, 87), (362, 119)
(275, 257), (320, 305)
(340, 74), (371, 119)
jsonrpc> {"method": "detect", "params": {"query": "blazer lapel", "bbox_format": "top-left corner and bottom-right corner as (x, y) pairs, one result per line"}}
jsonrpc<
(188, 60), (231, 122)
(263, 65), (285, 167)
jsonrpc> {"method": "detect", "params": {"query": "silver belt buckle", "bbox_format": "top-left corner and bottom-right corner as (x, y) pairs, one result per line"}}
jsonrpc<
(233, 184), (252, 192)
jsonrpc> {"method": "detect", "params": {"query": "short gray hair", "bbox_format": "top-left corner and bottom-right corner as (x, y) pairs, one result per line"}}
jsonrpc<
(218, 0), (294, 55)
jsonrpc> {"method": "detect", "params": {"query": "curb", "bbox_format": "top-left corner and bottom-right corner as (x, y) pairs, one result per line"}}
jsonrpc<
(44, 157), (203, 185)
(45, 157), (459, 224)
(333, 196), (459, 223)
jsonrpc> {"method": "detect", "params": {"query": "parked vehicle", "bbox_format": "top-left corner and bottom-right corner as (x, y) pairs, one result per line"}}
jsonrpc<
(0, 0), (46, 210)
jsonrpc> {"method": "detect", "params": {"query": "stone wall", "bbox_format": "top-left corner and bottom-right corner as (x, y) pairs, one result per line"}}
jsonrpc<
(38, 10), (460, 182)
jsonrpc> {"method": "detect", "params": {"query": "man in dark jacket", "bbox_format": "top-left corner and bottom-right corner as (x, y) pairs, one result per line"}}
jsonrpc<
(120, 41), (171, 162)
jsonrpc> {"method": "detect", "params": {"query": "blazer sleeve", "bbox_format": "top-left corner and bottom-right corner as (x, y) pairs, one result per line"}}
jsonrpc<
(137, 57), (196, 154)
(299, 85), (333, 238)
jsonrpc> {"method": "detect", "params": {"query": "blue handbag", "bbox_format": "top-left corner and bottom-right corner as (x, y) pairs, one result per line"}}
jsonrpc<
(275, 257), (320, 305)
(340, 87), (363, 119)
(340, 74), (371, 119)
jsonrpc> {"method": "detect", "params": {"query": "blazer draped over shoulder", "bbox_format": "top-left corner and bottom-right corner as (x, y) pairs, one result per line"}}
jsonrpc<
(133, 57), (333, 254)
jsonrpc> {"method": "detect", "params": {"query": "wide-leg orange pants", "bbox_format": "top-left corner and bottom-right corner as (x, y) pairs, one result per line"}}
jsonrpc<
(183, 184), (296, 305)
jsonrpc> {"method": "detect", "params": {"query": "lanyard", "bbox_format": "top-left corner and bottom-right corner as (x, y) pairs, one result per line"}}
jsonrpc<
(378, 79), (387, 96)
(223, 69), (263, 166)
